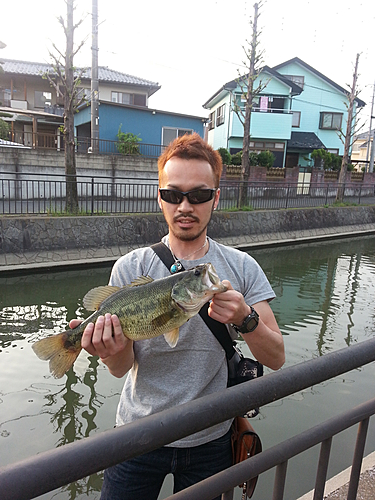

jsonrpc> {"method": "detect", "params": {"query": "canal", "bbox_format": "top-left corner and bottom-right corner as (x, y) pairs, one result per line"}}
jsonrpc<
(1, 235), (375, 499)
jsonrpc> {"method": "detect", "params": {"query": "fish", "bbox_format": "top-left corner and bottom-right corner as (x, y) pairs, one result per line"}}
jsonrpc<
(32, 263), (227, 379)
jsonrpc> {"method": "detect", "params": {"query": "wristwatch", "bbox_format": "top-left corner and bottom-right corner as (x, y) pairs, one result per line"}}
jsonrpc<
(232, 306), (259, 334)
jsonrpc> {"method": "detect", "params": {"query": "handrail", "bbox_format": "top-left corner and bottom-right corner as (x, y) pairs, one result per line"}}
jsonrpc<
(1, 337), (375, 500)
(167, 399), (375, 500)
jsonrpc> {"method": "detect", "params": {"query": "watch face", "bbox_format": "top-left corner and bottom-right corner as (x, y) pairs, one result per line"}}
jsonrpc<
(246, 317), (258, 331)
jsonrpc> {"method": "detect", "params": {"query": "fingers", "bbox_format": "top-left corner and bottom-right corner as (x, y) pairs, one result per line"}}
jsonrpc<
(69, 318), (82, 329)
(81, 313), (127, 358)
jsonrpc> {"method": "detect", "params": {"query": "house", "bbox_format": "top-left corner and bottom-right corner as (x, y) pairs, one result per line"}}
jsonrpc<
(203, 66), (303, 167)
(203, 57), (366, 168)
(0, 59), (206, 151)
(351, 128), (374, 169)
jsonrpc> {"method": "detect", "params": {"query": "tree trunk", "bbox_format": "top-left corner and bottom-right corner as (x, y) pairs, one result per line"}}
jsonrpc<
(336, 53), (359, 203)
(64, 0), (79, 213)
(240, 2), (258, 207)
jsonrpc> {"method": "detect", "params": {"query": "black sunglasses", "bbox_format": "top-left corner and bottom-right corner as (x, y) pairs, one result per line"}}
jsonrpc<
(159, 188), (216, 205)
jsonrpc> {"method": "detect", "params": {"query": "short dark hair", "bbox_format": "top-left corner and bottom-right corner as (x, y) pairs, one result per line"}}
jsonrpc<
(158, 133), (222, 187)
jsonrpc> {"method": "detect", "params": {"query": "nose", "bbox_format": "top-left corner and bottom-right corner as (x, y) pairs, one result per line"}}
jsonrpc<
(177, 195), (194, 211)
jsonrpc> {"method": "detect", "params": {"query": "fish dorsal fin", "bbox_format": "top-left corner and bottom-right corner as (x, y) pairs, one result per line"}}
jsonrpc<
(128, 275), (154, 287)
(163, 328), (179, 348)
(83, 286), (121, 311)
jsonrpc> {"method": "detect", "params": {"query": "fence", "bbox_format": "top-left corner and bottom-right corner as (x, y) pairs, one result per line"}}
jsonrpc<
(1, 337), (374, 500)
(5, 130), (164, 157)
(1, 172), (375, 215)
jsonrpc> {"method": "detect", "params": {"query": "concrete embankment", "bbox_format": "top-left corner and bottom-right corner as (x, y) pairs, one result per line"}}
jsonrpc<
(1, 205), (375, 273)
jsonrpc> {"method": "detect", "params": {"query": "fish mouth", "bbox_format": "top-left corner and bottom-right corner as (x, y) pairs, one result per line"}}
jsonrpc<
(176, 263), (227, 312)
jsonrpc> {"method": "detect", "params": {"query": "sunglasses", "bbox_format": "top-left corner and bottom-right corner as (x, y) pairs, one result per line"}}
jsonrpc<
(159, 188), (216, 205)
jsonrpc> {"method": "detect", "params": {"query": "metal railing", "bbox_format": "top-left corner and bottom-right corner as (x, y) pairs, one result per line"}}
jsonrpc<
(0, 172), (374, 215)
(1, 337), (374, 500)
(3, 131), (164, 157)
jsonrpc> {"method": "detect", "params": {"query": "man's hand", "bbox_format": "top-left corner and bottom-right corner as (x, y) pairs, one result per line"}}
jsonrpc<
(69, 314), (134, 378)
(208, 280), (250, 326)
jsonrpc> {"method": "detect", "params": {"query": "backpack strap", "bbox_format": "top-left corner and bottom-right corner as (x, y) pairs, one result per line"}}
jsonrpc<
(150, 242), (236, 361)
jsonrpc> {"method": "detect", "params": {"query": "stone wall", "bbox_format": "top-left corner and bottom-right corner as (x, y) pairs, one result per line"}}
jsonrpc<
(1, 206), (375, 272)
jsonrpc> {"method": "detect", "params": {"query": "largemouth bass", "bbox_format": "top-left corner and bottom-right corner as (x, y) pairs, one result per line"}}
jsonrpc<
(32, 263), (227, 378)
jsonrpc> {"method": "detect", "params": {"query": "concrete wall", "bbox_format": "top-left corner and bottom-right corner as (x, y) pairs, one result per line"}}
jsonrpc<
(0, 148), (159, 180)
(1, 206), (375, 272)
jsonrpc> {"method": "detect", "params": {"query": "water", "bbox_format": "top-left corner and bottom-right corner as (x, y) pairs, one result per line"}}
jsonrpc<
(1, 236), (375, 499)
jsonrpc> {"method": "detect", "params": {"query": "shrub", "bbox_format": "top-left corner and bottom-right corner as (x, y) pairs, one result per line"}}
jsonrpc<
(230, 151), (242, 165)
(0, 118), (10, 140)
(249, 152), (259, 166)
(257, 150), (275, 169)
(116, 125), (142, 155)
(217, 147), (231, 165)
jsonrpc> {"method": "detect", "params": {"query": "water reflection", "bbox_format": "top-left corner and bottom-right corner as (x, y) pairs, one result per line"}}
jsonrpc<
(0, 237), (374, 499)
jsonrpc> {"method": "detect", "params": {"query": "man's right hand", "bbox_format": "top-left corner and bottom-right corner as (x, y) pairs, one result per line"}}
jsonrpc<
(70, 314), (134, 378)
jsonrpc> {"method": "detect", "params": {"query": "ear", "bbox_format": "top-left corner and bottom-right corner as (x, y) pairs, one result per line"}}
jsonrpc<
(213, 188), (220, 210)
(157, 190), (163, 210)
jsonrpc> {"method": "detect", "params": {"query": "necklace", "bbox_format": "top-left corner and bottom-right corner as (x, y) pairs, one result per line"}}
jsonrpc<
(169, 238), (208, 274)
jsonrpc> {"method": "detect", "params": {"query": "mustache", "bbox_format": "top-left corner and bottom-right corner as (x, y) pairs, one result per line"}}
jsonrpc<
(173, 214), (200, 223)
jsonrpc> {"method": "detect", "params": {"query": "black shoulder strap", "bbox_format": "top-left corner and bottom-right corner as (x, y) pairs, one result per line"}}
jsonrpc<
(151, 242), (236, 360)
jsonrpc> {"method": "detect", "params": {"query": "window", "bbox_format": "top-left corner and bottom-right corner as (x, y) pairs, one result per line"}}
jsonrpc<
(319, 112), (343, 130)
(216, 104), (225, 126)
(209, 111), (215, 131)
(292, 111), (301, 127)
(111, 92), (147, 107)
(284, 75), (305, 89)
(162, 128), (193, 146)
(34, 91), (52, 108)
(76, 87), (92, 102)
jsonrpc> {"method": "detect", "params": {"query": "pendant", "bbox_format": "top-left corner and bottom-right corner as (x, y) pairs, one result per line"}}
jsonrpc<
(170, 261), (183, 274)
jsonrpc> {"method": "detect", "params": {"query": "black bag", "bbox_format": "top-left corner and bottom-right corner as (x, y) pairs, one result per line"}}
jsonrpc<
(151, 242), (263, 418)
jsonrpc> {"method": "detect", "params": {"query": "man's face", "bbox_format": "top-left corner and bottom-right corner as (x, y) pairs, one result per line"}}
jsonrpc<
(158, 157), (220, 242)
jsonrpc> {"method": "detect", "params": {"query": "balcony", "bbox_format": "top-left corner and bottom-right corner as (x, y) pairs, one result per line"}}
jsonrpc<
(230, 108), (293, 140)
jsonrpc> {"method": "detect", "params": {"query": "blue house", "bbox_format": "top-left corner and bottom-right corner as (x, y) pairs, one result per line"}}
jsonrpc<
(203, 58), (366, 168)
(203, 66), (303, 167)
(73, 66), (206, 152)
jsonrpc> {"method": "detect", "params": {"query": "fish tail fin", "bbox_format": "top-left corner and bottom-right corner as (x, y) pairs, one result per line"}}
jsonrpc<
(32, 332), (82, 379)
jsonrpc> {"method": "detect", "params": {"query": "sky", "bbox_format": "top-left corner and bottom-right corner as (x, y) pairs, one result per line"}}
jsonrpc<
(1, 0), (375, 129)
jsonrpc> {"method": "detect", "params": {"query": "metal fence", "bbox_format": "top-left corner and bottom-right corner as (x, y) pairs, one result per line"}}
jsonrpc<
(1, 172), (375, 215)
(1, 337), (374, 500)
(4, 131), (164, 157)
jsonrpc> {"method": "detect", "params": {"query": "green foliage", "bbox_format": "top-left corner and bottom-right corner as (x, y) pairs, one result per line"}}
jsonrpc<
(249, 152), (259, 166)
(347, 163), (355, 172)
(311, 149), (342, 171)
(217, 147), (231, 165)
(257, 150), (275, 169)
(231, 151), (243, 165)
(116, 125), (142, 155)
(0, 118), (10, 140)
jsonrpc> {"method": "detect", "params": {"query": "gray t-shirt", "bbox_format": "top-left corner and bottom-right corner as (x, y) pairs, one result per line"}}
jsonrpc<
(109, 236), (275, 447)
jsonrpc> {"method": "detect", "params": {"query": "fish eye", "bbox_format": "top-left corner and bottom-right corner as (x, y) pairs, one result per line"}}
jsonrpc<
(194, 269), (201, 276)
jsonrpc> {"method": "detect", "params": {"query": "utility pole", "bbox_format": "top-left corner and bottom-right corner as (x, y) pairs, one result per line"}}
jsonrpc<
(369, 128), (375, 173)
(365, 81), (374, 171)
(91, 0), (99, 153)
(336, 53), (360, 202)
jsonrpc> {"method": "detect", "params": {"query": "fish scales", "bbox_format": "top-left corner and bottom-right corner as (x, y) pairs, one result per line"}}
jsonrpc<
(32, 263), (227, 378)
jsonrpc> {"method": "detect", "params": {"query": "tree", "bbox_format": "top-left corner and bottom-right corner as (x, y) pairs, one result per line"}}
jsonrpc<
(231, 2), (268, 206)
(336, 53), (361, 202)
(46, 0), (86, 213)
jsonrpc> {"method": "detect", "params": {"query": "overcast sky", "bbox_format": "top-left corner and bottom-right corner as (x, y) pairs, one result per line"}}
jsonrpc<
(1, 0), (374, 129)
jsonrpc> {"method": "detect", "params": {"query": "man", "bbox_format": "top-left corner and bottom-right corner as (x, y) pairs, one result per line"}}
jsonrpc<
(76, 133), (285, 499)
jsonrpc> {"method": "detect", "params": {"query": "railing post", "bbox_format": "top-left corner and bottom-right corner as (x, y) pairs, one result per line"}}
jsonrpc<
(285, 184), (290, 209)
(272, 461), (288, 500)
(347, 417), (370, 500)
(313, 437), (332, 500)
(91, 177), (94, 215)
